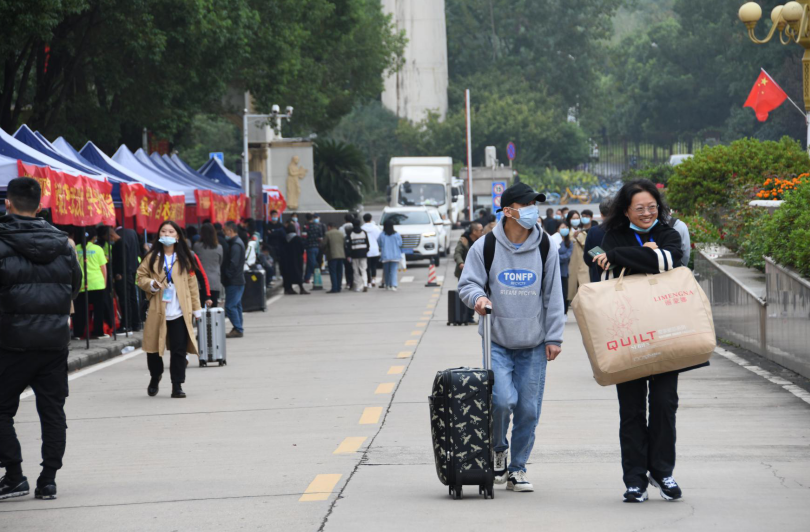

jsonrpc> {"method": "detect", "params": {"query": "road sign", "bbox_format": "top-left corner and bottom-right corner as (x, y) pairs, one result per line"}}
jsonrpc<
(506, 142), (516, 161)
(209, 152), (224, 163)
(492, 181), (507, 221)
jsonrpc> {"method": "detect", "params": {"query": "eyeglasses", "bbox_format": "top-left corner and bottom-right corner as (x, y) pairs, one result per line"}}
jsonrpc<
(631, 204), (659, 215)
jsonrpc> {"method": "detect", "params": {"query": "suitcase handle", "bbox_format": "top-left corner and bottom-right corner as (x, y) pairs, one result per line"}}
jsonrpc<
(484, 306), (492, 371)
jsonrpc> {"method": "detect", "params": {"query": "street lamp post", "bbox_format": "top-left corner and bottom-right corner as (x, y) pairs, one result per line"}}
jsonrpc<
(739, 1), (810, 151)
(242, 105), (294, 199)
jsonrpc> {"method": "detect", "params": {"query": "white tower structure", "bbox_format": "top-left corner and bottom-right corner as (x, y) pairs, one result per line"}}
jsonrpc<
(381, 0), (449, 122)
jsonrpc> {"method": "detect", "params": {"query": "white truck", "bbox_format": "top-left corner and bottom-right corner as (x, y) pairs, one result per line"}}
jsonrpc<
(387, 157), (460, 224)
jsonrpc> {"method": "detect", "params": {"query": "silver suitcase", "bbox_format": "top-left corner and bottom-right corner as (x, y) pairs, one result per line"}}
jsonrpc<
(196, 307), (227, 367)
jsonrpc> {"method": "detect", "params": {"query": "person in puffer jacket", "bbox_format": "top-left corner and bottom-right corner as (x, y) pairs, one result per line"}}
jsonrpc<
(0, 177), (82, 502)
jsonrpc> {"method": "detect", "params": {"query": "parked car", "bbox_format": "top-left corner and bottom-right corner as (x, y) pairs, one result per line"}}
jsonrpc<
(427, 207), (452, 257)
(669, 154), (693, 166)
(381, 206), (441, 264)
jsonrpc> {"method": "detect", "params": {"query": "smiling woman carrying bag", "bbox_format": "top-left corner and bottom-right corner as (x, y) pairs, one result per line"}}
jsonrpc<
(578, 179), (714, 505)
(138, 221), (203, 399)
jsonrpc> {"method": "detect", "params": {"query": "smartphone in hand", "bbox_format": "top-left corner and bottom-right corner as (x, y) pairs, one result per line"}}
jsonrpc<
(588, 246), (616, 270)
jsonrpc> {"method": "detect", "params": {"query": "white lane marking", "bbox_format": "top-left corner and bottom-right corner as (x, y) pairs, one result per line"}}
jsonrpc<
(401, 276), (414, 283)
(714, 346), (810, 405)
(20, 348), (145, 400)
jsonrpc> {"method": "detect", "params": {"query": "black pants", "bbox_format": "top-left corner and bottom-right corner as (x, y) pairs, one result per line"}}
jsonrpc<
(115, 274), (142, 331)
(367, 256), (379, 284)
(146, 318), (189, 384)
(0, 349), (69, 480)
(616, 372), (679, 489)
(208, 290), (220, 309)
(344, 258), (354, 288)
(72, 289), (106, 338)
(560, 275), (569, 314)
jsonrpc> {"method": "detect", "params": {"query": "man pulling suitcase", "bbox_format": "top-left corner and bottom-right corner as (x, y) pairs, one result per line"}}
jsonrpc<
(458, 183), (566, 492)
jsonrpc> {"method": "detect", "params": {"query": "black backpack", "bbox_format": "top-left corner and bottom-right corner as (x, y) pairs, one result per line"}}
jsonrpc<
(483, 230), (550, 296)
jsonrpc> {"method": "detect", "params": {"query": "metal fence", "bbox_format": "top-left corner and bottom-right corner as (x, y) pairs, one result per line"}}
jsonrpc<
(576, 137), (706, 180)
(765, 258), (810, 379)
(694, 251), (767, 357)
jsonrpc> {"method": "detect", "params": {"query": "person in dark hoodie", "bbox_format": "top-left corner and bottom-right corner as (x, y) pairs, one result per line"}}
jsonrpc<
(458, 182), (565, 494)
(281, 223), (308, 295)
(0, 177), (82, 502)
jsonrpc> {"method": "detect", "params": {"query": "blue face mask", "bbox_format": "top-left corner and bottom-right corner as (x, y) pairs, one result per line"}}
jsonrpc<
(159, 236), (177, 246)
(553, 214), (562, 220)
(271, 216), (278, 222)
(571, 218), (581, 227)
(510, 205), (539, 229)
(559, 228), (570, 237)
(630, 219), (659, 233)
(581, 217), (591, 225)
(292, 217), (298, 222)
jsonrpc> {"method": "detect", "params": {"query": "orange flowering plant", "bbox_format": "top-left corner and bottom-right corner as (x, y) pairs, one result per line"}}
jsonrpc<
(755, 173), (809, 200)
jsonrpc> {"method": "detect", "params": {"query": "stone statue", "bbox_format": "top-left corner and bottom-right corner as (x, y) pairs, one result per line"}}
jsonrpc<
(286, 155), (308, 210)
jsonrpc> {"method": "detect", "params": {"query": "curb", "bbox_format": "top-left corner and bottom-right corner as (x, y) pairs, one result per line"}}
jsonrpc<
(67, 334), (142, 374)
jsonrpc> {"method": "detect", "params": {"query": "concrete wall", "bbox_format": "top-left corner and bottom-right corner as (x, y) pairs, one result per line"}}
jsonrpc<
(267, 140), (333, 213)
(381, 0), (449, 122)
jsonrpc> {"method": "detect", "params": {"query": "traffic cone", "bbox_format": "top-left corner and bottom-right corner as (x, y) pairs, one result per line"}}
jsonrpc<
(425, 258), (439, 287)
(312, 266), (324, 291)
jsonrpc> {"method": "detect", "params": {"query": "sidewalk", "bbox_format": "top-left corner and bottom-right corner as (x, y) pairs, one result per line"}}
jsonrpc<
(67, 333), (142, 373)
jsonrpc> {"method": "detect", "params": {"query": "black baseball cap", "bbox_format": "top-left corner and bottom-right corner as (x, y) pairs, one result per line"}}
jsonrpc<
(496, 183), (546, 212)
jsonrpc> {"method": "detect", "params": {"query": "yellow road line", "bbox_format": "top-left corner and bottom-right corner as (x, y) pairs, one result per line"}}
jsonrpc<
(411, 330), (422, 336)
(433, 288), (441, 293)
(388, 365), (405, 374)
(405, 339), (418, 346)
(397, 351), (413, 358)
(334, 437), (367, 455)
(359, 407), (383, 424)
(416, 322), (428, 327)
(426, 304), (434, 309)
(423, 311), (433, 316)
(299, 474), (342, 502)
(375, 382), (396, 394)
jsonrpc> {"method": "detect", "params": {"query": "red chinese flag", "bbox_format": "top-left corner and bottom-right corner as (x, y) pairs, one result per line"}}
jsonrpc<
(744, 70), (787, 122)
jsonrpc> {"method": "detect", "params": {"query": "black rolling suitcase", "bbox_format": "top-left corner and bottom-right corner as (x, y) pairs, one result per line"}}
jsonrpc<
(429, 307), (495, 499)
(242, 270), (267, 312)
(447, 290), (471, 326)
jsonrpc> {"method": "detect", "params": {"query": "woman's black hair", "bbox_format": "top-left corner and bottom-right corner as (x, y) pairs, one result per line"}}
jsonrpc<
(200, 222), (219, 249)
(604, 179), (670, 233)
(145, 220), (194, 274)
(383, 220), (396, 236)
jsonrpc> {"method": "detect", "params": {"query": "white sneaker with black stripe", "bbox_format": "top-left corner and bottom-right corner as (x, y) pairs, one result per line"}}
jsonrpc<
(493, 451), (508, 484)
(506, 471), (533, 492)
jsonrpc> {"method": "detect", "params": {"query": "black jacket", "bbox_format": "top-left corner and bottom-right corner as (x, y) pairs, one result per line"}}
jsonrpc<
(601, 222), (683, 279)
(0, 214), (82, 353)
(347, 229), (370, 259)
(583, 223), (607, 283)
(223, 236), (246, 286)
(112, 228), (141, 277)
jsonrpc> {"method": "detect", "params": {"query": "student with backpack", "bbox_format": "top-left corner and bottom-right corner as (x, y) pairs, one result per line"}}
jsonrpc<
(458, 183), (565, 493)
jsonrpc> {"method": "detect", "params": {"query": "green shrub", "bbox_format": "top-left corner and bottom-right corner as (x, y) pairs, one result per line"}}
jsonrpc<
(667, 137), (809, 214)
(622, 163), (675, 187)
(737, 212), (769, 272)
(678, 213), (721, 269)
(521, 168), (598, 193)
(762, 183), (810, 278)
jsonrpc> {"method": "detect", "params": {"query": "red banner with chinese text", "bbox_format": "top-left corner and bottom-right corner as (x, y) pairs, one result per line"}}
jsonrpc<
(194, 190), (212, 219)
(264, 186), (287, 217)
(18, 162), (115, 226)
(120, 183), (186, 232)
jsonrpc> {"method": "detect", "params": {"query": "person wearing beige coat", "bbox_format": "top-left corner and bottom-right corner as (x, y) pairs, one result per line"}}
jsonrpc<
(137, 221), (202, 399)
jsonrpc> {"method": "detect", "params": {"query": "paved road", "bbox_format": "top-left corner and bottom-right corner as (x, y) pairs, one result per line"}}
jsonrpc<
(4, 232), (810, 531)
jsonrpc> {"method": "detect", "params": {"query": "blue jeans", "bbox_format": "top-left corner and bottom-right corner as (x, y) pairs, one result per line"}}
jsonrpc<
(383, 261), (398, 287)
(328, 259), (344, 292)
(224, 285), (245, 333)
(484, 341), (548, 472)
(305, 246), (320, 282)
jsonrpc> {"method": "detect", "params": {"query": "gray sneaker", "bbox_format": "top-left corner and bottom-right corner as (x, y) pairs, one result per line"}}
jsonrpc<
(507, 471), (533, 492)
(493, 451), (508, 484)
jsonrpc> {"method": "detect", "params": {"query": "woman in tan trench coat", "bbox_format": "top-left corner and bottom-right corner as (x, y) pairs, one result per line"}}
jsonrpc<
(137, 221), (202, 398)
(566, 210), (591, 309)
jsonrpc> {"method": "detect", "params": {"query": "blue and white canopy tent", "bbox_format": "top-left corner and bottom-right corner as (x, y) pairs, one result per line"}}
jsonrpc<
(199, 156), (243, 188)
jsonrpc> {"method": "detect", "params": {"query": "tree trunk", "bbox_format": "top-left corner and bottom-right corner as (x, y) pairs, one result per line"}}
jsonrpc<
(372, 157), (378, 192)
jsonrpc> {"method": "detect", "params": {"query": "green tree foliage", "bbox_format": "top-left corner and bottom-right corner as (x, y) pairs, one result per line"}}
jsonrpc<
(667, 137), (809, 214)
(762, 182), (810, 277)
(329, 100), (403, 192)
(0, 0), (404, 153)
(314, 139), (371, 210)
(175, 115), (242, 171)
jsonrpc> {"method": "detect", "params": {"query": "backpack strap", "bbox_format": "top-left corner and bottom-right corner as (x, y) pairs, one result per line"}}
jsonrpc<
(483, 230), (551, 297)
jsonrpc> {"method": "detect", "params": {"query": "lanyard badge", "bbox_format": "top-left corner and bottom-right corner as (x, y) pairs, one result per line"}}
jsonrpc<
(162, 254), (176, 302)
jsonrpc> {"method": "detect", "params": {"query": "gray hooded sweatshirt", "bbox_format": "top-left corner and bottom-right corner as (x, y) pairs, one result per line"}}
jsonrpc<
(458, 219), (565, 350)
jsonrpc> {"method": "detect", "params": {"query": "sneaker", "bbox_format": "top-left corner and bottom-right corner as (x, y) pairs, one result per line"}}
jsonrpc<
(649, 475), (682, 501)
(34, 482), (57, 500)
(0, 476), (29, 501)
(506, 471), (533, 492)
(391, 287), (398, 292)
(363, 286), (368, 292)
(226, 329), (243, 338)
(623, 487), (648, 503)
(493, 452), (508, 484)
